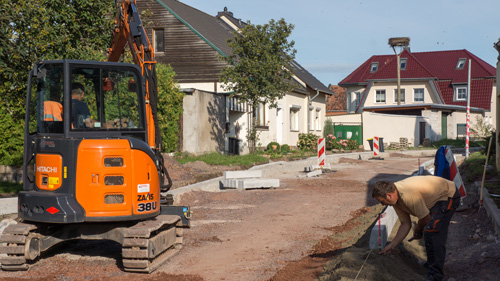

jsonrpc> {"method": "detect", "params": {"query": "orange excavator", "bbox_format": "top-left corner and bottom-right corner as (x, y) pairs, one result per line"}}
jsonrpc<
(0, 0), (189, 273)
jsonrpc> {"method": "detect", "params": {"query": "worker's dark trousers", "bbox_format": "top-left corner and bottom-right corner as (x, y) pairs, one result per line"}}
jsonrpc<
(424, 190), (460, 281)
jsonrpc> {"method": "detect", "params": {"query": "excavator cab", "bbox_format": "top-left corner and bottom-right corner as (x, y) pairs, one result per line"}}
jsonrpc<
(23, 59), (159, 223)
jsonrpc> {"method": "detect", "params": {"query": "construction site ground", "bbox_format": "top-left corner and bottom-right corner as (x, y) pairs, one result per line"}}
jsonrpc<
(1, 151), (500, 281)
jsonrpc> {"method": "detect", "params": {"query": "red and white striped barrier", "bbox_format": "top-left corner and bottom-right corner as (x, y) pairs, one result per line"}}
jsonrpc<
(373, 136), (380, 157)
(318, 138), (325, 167)
(444, 146), (467, 197)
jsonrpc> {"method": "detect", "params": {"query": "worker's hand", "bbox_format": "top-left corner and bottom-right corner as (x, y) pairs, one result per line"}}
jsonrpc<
(379, 245), (393, 255)
(84, 118), (95, 128)
(411, 231), (423, 241)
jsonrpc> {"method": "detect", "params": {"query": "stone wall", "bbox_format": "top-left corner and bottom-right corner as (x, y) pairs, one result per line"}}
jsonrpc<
(0, 165), (23, 183)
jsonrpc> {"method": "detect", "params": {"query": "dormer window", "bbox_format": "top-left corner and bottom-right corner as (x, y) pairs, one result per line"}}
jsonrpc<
(455, 86), (467, 101)
(400, 58), (407, 70)
(456, 58), (466, 70)
(370, 62), (379, 73)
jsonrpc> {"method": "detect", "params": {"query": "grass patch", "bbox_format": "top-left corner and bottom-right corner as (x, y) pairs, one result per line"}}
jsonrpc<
(459, 152), (495, 183)
(174, 152), (269, 167)
(0, 182), (23, 194)
(431, 138), (486, 149)
(483, 182), (500, 194)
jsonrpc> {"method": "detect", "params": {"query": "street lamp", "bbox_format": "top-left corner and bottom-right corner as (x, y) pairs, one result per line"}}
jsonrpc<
(388, 37), (410, 105)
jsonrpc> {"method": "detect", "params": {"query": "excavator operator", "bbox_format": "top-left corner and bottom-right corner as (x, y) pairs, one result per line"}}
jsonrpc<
(71, 83), (94, 128)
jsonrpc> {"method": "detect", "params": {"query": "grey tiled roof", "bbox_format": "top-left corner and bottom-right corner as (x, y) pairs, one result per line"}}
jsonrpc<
(157, 0), (332, 94)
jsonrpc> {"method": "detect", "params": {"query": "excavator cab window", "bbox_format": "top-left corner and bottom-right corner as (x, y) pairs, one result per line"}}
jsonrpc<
(29, 63), (64, 134)
(70, 66), (144, 130)
(28, 62), (145, 135)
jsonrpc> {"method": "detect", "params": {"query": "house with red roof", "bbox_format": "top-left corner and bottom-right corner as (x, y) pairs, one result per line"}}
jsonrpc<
(337, 49), (496, 149)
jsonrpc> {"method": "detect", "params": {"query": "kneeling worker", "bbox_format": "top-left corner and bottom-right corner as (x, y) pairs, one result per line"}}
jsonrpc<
(372, 175), (460, 281)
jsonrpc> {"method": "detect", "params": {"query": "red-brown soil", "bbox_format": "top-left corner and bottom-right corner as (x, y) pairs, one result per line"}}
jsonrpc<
(1, 154), (499, 281)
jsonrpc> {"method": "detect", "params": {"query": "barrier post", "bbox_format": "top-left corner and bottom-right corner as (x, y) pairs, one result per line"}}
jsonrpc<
(318, 138), (325, 167)
(373, 136), (380, 157)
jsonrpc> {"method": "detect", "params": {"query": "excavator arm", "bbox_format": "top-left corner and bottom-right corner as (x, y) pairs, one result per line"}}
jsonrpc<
(108, 0), (171, 191)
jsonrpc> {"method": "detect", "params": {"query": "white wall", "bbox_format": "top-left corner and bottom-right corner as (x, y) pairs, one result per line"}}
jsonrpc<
(364, 81), (439, 107)
(486, 83), (497, 130)
(183, 90), (226, 155)
(327, 113), (362, 123)
(362, 111), (428, 149)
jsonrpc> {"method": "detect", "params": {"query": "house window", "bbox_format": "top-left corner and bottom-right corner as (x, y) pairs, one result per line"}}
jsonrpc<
(153, 29), (165, 53)
(393, 88), (405, 103)
(353, 92), (361, 111)
(308, 107), (314, 131)
(456, 58), (466, 70)
(414, 88), (424, 102)
(370, 62), (379, 73)
(375, 90), (386, 103)
(290, 105), (300, 131)
(253, 102), (267, 127)
(346, 92), (351, 113)
(315, 108), (321, 131)
(456, 87), (467, 101)
(457, 123), (466, 136)
(400, 58), (408, 70)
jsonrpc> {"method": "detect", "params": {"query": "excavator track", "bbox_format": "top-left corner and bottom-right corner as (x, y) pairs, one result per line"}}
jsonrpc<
(0, 215), (184, 272)
(0, 222), (38, 271)
(121, 215), (183, 273)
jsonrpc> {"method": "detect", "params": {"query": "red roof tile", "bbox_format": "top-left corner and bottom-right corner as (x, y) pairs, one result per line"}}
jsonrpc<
(367, 50), (435, 80)
(326, 85), (347, 112)
(438, 79), (494, 110)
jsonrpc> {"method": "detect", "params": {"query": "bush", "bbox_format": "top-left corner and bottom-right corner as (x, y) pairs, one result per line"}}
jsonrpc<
(157, 63), (185, 152)
(323, 119), (335, 138)
(297, 133), (320, 150)
(459, 152), (496, 183)
(281, 144), (290, 154)
(266, 142), (281, 152)
(326, 134), (358, 151)
(481, 134), (496, 166)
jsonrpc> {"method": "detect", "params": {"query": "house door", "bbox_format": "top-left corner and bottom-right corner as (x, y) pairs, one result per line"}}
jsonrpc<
(276, 108), (283, 144)
(419, 122), (426, 145)
(441, 113), (448, 139)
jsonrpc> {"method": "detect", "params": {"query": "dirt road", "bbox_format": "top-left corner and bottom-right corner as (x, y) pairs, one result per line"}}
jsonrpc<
(0, 155), (429, 281)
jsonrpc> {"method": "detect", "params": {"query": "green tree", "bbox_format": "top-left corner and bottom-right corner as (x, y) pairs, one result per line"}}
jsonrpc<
(0, 0), (114, 166)
(220, 19), (297, 153)
(156, 63), (184, 153)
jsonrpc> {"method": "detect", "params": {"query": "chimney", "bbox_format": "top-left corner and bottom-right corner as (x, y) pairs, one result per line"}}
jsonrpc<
(217, 6), (233, 18)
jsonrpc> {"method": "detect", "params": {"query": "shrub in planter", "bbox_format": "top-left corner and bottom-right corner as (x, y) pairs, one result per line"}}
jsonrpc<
(281, 144), (291, 154)
(266, 142), (281, 152)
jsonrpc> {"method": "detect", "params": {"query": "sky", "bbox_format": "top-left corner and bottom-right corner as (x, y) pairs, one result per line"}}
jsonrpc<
(180, 0), (500, 87)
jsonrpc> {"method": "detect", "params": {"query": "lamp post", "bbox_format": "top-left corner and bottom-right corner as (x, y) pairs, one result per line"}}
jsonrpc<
(388, 37), (410, 105)
(494, 38), (500, 172)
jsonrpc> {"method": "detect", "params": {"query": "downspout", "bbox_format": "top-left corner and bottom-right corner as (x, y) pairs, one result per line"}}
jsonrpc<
(494, 38), (500, 172)
(308, 89), (320, 132)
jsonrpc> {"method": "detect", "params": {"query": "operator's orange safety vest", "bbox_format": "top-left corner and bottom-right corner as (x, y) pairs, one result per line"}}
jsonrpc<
(43, 101), (63, 121)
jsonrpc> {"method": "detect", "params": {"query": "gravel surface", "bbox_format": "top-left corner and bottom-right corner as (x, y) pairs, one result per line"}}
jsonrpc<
(1, 152), (499, 281)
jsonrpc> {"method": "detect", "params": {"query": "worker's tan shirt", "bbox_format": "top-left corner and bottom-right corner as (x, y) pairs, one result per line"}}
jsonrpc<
(394, 175), (457, 220)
